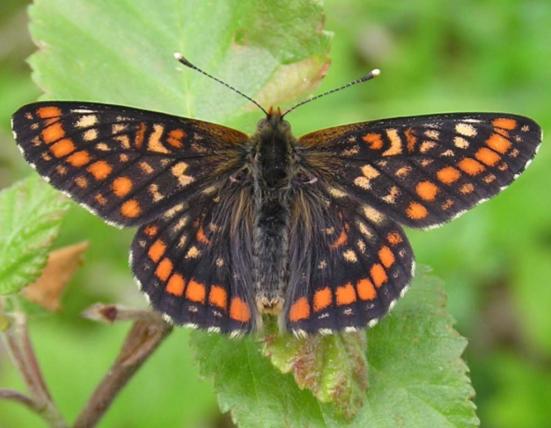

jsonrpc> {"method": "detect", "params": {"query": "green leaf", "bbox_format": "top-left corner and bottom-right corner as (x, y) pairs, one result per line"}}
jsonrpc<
(29, 0), (331, 123)
(262, 318), (368, 420)
(191, 268), (479, 427)
(0, 177), (69, 295)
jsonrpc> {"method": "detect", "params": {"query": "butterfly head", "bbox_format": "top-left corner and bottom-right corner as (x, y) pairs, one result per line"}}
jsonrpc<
(256, 106), (292, 139)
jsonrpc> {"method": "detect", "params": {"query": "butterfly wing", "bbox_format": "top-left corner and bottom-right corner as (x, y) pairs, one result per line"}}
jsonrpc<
(299, 113), (541, 228)
(130, 179), (256, 335)
(12, 102), (248, 227)
(285, 181), (413, 335)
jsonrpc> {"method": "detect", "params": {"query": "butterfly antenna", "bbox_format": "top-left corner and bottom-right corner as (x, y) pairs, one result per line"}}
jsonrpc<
(174, 52), (269, 116)
(282, 68), (381, 117)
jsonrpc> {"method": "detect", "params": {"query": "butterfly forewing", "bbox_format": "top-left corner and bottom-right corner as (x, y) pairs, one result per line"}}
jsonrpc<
(12, 102), (247, 227)
(299, 113), (541, 228)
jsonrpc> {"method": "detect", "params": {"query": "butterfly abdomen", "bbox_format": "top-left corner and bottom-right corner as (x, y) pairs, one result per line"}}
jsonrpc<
(251, 113), (295, 314)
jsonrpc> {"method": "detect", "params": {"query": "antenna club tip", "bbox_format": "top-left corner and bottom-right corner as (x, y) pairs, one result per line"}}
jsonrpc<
(371, 68), (381, 77)
(173, 52), (193, 67)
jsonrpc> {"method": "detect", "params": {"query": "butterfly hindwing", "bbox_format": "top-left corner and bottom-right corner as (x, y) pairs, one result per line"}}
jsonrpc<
(12, 102), (247, 227)
(299, 113), (541, 228)
(131, 181), (256, 334)
(285, 182), (414, 335)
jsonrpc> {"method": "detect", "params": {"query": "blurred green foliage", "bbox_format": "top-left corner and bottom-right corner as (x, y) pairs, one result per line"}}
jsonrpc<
(0, 0), (550, 427)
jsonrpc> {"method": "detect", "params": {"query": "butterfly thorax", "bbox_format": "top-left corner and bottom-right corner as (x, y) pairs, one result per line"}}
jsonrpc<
(251, 109), (295, 315)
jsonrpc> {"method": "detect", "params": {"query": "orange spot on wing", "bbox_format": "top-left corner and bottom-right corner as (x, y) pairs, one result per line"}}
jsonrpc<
(37, 106), (62, 119)
(41, 122), (65, 144)
(458, 157), (485, 176)
(460, 183), (474, 194)
(289, 297), (310, 322)
(370, 263), (388, 288)
(144, 225), (158, 236)
(492, 118), (517, 130)
(74, 176), (88, 188)
(387, 232), (403, 245)
(437, 166), (461, 184)
(209, 285), (227, 310)
(87, 160), (112, 180)
(313, 287), (332, 312)
(55, 165), (68, 175)
(50, 138), (75, 158)
(475, 147), (501, 166)
(405, 128), (417, 152)
(356, 278), (376, 300)
(135, 122), (146, 149)
(362, 133), (383, 150)
(67, 151), (90, 167)
(112, 176), (133, 197)
(120, 199), (141, 218)
(336, 283), (357, 306)
(166, 273), (185, 296)
(416, 180), (438, 201)
(195, 226), (210, 245)
(406, 202), (428, 220)
(94, 193), (107, 206)
(486, 133), (511, 154)
(230, 297), (251, 322)
(148, 239), (166, 263)
(186, 279), (206, 303)
(378, 246), (395, 268)
(155, 257), (173, 281)
(329, 229), (347, 249)
(167, 129), (186, 148)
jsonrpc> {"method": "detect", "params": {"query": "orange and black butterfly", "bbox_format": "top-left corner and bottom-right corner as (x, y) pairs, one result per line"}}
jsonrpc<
(11, 54), (541, 336)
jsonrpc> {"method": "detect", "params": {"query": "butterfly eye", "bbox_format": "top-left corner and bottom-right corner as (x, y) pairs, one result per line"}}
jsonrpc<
(280, 120), (291, 132)
(256, 118), (268, 129)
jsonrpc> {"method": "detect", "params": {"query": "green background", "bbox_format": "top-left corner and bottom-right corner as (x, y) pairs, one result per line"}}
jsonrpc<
(1, 0), (550, 426)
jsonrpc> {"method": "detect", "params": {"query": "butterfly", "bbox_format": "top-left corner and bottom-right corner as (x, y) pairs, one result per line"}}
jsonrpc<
(11, 54), (541, 337)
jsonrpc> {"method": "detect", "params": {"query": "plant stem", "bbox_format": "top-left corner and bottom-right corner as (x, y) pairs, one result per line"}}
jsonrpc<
(0, 388), (41, 412)
(1, 311), (68, 428)
(73, 315), (172, 428)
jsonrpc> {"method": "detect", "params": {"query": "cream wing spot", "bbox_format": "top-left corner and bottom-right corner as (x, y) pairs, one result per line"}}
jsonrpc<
(356, 219), (375, 240)
(327, 186), (347, 198)
(343, 249), (358, 263)
(454, 136), (469, 149)
(185, 246), (201, 259)
(419, 141), (436, 153)
(75, 115), (98, 128)
(455, 123), (477, 137)
(147, 124), (168, 153)
(424, 129), (439, 140)
(382, 129), (402, 156)
(112, 123), (128, 133)
(354, 176), (371, 189)
(149, 183), (164, 202)
(83, 129), (98, 142)
(171, 162), (194, 187)
(363, 205), (385, 224)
